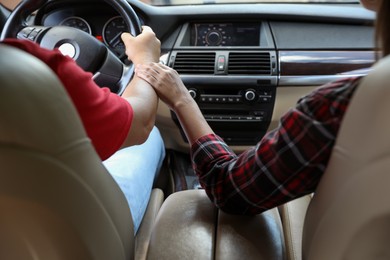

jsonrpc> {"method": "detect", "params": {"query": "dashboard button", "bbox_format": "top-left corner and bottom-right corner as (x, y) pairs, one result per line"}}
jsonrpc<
(188, 88), (197, 99)
(217, 55), (226, 71)
(244, 90), (256, 101)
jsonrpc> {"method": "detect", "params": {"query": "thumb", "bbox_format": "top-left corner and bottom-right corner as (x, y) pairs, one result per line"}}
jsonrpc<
(121, 32), (134, 44)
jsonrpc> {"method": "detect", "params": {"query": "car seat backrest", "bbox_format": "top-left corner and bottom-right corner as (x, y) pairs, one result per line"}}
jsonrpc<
(302, 55), (390, 260)
(0, 44), (134, 260)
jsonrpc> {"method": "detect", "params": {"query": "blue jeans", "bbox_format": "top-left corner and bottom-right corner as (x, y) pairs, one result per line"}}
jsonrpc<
(103, 126), (165, 234)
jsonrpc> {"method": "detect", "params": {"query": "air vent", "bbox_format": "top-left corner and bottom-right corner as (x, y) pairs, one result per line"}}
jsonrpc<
(228, 52), (271, 75)
(173, 52), (216, 74)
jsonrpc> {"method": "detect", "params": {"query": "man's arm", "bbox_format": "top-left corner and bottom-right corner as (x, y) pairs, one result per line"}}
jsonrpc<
(119, 26), (161, 147)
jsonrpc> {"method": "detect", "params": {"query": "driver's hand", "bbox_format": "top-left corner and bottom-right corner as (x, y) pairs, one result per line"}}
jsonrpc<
(121, 26), (161, 65)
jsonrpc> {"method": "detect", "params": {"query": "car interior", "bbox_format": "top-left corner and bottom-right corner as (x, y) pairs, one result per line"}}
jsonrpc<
(1, 0), (387, 259)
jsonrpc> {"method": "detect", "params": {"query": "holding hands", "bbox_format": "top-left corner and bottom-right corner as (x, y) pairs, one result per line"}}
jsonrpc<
(136, 62), (214, 144)
(135, 62), (195, 113)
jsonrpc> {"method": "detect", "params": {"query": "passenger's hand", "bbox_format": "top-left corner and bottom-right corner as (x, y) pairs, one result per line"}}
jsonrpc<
(136, 62), (214, 144)
(135, 62), (194, 111)
(121, 26), (161, 65)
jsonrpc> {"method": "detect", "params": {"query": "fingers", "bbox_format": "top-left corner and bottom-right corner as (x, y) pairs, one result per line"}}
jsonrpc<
(136, 63), (159, 85)
(136, 63), (160, 76)
(138, 63), (180, 88)
(121, 26), (156, 45)
(145, 62), (171, 74)
(138, 63), (170, 82)
(137, 63), (176, 93)
(121, 32), (133, 47)
(141, 25), (153, 33)
(122, 26), (154, 37)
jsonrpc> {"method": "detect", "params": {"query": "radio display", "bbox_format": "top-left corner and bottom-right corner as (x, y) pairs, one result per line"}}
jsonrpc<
(191, 23), (260, 47)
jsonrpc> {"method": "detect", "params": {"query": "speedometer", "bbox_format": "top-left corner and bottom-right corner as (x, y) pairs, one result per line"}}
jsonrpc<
(60, 17), (91, 34)
(103, 16), (129, 58)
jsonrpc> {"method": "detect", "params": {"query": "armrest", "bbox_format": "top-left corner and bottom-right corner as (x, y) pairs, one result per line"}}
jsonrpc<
(147, 189), (286, 260)
(216, 208), (285, 259)
(146, 190), (217, 259)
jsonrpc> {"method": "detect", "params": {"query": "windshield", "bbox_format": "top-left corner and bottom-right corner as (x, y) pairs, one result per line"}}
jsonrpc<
(141, 0), (360, 6)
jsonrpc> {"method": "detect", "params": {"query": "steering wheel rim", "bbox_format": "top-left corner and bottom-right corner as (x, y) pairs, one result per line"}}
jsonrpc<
(1, 0), (142, 94)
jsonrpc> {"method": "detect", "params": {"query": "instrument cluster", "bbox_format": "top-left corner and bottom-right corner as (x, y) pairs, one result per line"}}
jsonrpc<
(59, 15), (128, 60)
(39, 2), (137, 62)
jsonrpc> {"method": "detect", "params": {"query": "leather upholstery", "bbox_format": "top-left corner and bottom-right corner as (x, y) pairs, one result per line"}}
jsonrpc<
(136, 188), (164, 259)
(302, 55), (390, 259)
(277, 57), (390, 260)
(279, 195), (312, 260)
(147, 189), (285, 259)
(0, 44), (163, 260)
(215, 208), (285, 260)
(147, 190), (217, 259)
(0, 43), (133, 260)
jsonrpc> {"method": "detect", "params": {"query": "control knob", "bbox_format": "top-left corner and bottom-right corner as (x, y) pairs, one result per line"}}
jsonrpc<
(188, 88), (198, 99)
(206, 31), (222, 46)
(244, 89), (256, 101)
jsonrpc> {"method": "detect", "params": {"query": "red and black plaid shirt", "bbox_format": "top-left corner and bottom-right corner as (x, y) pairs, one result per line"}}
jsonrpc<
(191, 77), (362, 215)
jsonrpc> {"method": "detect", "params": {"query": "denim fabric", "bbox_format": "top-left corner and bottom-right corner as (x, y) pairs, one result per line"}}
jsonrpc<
(103, 126), (165, 234)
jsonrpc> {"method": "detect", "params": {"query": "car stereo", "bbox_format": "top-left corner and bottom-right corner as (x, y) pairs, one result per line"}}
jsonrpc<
(174, 81), (277, 145)
(191, 23), (261, 47)
(168, 21), (278, 145)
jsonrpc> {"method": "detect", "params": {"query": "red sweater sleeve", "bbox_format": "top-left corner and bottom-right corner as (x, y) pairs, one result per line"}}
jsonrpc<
(2, 39), (133, 160)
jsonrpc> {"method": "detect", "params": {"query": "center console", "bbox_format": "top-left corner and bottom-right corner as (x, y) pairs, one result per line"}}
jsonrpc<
(167, 21), (278, 145)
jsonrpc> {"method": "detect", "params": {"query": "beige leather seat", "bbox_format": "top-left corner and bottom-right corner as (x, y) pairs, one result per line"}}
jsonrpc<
(301, 55), (390, 260)
(0, 44), (163, 260)
(279, 194), (312, 260)
(280, 56), (390, 260)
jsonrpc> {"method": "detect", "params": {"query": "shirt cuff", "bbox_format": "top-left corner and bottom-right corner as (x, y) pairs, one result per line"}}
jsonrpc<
(190, 133), (235, 166)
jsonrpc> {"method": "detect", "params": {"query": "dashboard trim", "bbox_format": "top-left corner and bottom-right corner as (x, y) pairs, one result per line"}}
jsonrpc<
(278, 50), (375, 86)
(279, 72), (371, 87)
(279, 50), (376, 75)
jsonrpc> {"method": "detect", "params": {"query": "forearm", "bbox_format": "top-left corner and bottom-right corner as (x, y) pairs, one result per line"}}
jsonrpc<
(172, 98), (214, 145)
(191, 137), (270, 215)
(191, 134), (255, 215)
(118, 26), (161, 146)
(121, 76), (159, 146)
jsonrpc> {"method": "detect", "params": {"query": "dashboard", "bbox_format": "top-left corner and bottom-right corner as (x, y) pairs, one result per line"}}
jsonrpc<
(39, 4), (130, 61)
(30, 0), (376, 151)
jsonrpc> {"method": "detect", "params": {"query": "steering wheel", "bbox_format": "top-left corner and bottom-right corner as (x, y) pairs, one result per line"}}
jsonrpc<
(0, 0), (142, 94)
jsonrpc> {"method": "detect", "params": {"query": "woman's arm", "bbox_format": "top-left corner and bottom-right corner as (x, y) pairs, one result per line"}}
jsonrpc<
(136, 62), (357, 215)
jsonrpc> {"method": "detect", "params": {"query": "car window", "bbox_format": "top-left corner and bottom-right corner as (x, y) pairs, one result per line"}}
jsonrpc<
(2, 0), (360, 10)
(142, 0), (360, 6)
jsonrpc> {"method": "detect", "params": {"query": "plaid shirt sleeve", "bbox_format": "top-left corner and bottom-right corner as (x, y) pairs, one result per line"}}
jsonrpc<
(190, 77), (362, 215)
